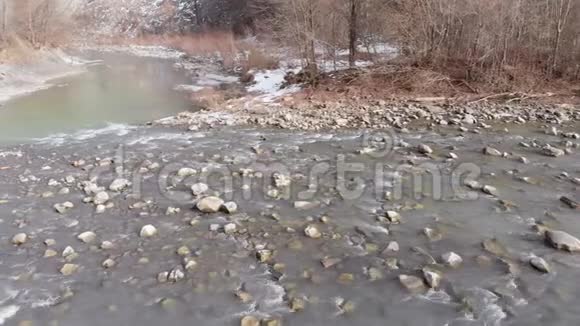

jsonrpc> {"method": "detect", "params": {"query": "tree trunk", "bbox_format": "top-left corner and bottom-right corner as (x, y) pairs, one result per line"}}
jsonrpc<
(194, 0), (202, 27)
(348, 0), (358, 67)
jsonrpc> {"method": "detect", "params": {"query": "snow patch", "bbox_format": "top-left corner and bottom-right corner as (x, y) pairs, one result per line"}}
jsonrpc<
(0, 305), (19, 325)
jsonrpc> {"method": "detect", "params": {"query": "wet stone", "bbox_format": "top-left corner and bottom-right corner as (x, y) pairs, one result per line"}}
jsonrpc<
(483, 146), (502, 157)
(240, 316), (260, 326)
(140, 225), (157, 238)
(418, 144), (433, 154)
(109, 178), (130, 192)
(222, 202), (238, 214)
(422, 268), (442, 288)
(385, 211), (401, 223)
(398, 274), (426, 293)
(54, 202), (74, 214)
(545, 230), (580, 252)
(60, 264), (79, 276)
(12, 233), (28, 245)
(441, 252), (463, 268)
(529, 256), (550, 273)
(304, 225), (322, 239)
(77, 231), (97, 244)
(196, 196), (224, 213)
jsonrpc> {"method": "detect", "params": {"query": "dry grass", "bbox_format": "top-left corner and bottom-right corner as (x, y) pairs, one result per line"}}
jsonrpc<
(295, 61), (580, 104)
(0, 36), (40, 64)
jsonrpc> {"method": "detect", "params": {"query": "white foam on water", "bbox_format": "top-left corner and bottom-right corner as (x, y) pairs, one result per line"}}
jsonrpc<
(125, 132), (192, 146)
(34, 123), (135, 146)
(0, 305), (19, 325)
(0, 151), (23, 158)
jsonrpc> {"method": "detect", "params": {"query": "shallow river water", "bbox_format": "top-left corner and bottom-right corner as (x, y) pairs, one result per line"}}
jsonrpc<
(0, 53), (193, 143)
(0, 54), (579, 326)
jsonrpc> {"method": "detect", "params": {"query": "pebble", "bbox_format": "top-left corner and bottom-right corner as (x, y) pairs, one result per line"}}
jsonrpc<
(385, 211), (401, 223)
(93, 191), (109, 205)
(222, 201), (238, 214)
(100, 241), (114, 250)
(441, 252), (463, 268)
(423, 227), (442, 241)
(168, 267), (185, 282)
(240, 316), (260, 326)
(109, 178), (130, 192)
(102, 258), (116, 268)
(542, 145), (565, 157)
(422, 268), (442, 288)
(44, 249), (57, 257)
(11, 233), (27, 245)
(545, 230), (580, 252)
(529, 256), (550, 273)
(54, 202), (74, 214)
(224, 223), (237, 234)
(398, 274), (425, 293)
(294, 201), (318, 210)
(483, 146), (502, 156)
(62, 246), (76, 257)
(139, 225), (158, 238)
(177, 167), (196, 177)
(384, 241), (400, 253)
(482, 185), (499, 196)
(196, 196), (224, 213)
(60, 264), (79, 276)
(418, 144), (433, 154)
(191, 182), (208, 196)
(77, 231), (97, 244)
(304, 225), (322, 239)
(321, 257), (342, 268)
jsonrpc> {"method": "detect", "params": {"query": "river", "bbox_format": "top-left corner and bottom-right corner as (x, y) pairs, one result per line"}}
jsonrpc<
(0, 52), (579, 326)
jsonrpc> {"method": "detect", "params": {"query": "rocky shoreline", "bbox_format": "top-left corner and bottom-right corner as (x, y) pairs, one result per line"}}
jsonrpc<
(156, 99), (580, 132)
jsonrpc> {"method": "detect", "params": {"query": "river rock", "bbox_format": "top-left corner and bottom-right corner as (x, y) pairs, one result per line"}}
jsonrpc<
(177, 167), (196, 177)
(140, 225), (158, 238)
(93, 191), (109, 205)
(385, 211), (401, 223)
(196, 196), (224, 213)
(257, 250), (273, 262)
(422, 268), (442, 288)
(11, 233), (27, 245)
(222, 201), (238, 214)
(191, 183), (208, 196)
(398, 274), (426, 293)
(109, 178), (130, 192)
(529, 256), (550, 273)
(240, 316), (260, 326)
(418, 144), (433, 154)
(542, 145), (565, 157)
(77, 231), (96, 244)
(321, 257), (342, 268)
(423, 227), (442, 241)
(224, 223), (237, 234)
(483, 147), (502, 156)
(54, 202), (74, 214)
(60, 263), (79, 276)
(294, 201), (318, 210)
(465, 180), (482, 190)
(102, 258), (115, 268)
(482, 238), (509, 257)
(168, 267), (185, 282)
(545, 230), (580, 252)
(482, 185), (499, 196)
(441, 252), (463, 268)
(304, 225), (322, 239)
